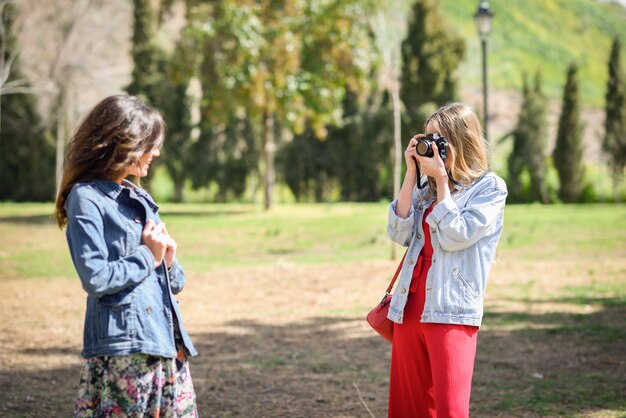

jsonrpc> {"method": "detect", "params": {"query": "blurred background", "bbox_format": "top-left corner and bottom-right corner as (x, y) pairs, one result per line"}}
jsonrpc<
(2, 0), (626, 205)
(0, 0), (625, 417)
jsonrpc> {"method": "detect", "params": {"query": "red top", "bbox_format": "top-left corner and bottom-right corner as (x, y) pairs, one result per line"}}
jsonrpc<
(410, 203), (434, 293)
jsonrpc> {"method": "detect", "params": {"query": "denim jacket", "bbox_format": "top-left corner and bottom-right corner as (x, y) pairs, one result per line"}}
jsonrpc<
(386, 172), (507, 327)
(65, 178), (197, 359)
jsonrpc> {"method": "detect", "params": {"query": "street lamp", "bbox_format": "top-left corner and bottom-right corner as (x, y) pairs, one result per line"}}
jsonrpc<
(474, 1), (493, 148)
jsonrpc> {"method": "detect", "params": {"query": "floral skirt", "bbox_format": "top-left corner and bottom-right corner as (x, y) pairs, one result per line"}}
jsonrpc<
(74, 353), (197, 418)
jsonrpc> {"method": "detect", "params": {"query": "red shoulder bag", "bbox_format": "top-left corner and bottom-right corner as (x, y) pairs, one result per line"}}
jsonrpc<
(366, 250), (407, 344)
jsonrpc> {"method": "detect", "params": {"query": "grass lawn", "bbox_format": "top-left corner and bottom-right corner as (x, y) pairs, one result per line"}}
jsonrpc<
(0, 202), (624, 417)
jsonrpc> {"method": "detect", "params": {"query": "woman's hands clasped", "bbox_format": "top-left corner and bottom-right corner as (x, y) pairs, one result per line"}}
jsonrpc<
(142, 219), (177, 269)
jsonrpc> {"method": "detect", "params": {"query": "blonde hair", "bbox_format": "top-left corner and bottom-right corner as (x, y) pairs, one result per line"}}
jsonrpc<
(55, 95), (165, 228)
(424, 103), (489, 194)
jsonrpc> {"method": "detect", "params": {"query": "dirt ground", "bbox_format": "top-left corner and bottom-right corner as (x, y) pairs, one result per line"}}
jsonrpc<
(1, 247), (625, 417)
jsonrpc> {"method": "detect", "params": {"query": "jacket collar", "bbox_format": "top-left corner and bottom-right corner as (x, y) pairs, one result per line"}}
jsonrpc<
(123, 179), (159, 211)
(93, 178), (125, 200)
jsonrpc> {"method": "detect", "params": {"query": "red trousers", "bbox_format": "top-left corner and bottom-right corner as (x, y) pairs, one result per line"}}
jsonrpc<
(388, 260), (478, 418)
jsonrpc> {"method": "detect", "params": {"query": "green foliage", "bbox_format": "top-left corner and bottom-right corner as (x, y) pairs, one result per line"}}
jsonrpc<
(603, 37), (626, 200)
(328, 90), (394, 202)
(400, 0), (465, 128)
(190, 115), (258, 202)
(127, 0), (159, 99)
(184, 0), (376, 208)
(553, 62), (584, 203)
(507, 72), (549, 203)
(279, 129), (335, 202)
(279, 88), (394, 202)
(0, 3), (55, 201)
(151, 44), (194, 202)
(126, 0), (197, 201)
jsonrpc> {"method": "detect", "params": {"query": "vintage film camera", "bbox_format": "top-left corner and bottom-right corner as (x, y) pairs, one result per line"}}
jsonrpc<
(416, 133), (449, 162)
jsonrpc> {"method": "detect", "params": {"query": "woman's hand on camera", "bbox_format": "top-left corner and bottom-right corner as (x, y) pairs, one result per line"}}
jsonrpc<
(415, 142), (447, 182)
(404, 135), (424, 173)
(142, 219), (168, 268)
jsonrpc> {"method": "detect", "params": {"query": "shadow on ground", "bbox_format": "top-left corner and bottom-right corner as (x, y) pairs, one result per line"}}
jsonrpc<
(1, 298), (624, 417)
(0, 214), (55, 224)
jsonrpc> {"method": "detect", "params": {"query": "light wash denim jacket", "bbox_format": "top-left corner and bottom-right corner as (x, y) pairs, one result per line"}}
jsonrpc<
(65, 178), (197, 359)
(386, 172), (507, 327)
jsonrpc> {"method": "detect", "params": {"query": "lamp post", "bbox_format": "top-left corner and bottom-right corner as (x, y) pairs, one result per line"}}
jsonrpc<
(474, 1), (493, 148)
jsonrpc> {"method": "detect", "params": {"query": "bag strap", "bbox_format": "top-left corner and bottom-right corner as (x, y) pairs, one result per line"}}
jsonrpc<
(385, 249), (409, 295)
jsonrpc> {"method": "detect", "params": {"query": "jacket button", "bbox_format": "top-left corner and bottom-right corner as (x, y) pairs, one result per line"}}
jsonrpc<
(134, 216), (141, 223)
(146, 307), (152, 314)
(408, 259), (414, 265)
(417, 233), (422, 240)
(401, 288), (406, 294)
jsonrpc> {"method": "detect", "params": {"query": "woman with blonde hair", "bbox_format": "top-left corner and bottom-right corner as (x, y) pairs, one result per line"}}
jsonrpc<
(386, 103), (507, 417)
(55, 95), (198, 417)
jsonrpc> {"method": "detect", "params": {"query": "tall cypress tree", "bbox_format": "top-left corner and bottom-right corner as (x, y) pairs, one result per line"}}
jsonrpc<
(506, 77), (529, 202)
(603, 37), (626, 200)
(554, 62), (584, 202)
(127, 0), (158, 100)
(400, 0), (465, 129)
(508, 72), (549, 203)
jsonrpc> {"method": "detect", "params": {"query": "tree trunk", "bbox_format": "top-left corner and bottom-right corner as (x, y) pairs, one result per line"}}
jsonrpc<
(391, 84), (402, 260)
(392, 86), (402, 199)
(173, 177), (184, 202)
(613, 166), (623, 203)
(262, 109), (275, 210)
(55, 87), (67, 197)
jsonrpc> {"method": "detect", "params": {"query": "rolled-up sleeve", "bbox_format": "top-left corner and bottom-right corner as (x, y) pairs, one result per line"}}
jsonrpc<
(425, 181), (507, 252)
(387, 199), (416, 247)
(167, 258), (186, 295)
(66, 191), (155, 297)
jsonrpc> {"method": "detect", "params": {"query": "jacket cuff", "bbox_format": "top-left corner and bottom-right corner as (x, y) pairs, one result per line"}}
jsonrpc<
(137, 245), (156, 274)
(426, 195), (457, 228)
(388, 199), (415, 232)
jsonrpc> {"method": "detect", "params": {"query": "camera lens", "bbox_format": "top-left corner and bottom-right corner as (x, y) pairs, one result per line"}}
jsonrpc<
(416, 140), (432, 157)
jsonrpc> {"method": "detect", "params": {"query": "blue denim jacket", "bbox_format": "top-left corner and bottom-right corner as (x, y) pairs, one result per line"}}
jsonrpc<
(386, 172), (507, 327)
(65, 178), (197, 358)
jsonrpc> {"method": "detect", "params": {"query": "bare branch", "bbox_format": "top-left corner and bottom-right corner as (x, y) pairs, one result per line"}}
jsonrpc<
(0, 85), (35, 95)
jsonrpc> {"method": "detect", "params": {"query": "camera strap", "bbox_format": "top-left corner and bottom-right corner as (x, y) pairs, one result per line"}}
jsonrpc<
(414, 160), (427, 189)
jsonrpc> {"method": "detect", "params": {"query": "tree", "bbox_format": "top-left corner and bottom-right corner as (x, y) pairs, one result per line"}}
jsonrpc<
(279, 86), (393, 203)
(369, 0), (412, 204)
(400, 0), (465, 130)
(0, 1), (55, 201)
(127, 0), (158, 99)
(328, 88), (393, 202)
(553, 62), (584, 202)
(604, 37), (626, 201)
(126, 0), (198, 201)
(186, 0), (374, 209)
(508, 72), (549, 203)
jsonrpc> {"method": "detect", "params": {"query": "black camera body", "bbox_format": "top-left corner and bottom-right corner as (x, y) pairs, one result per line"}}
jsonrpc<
(416, 133), (449, 161)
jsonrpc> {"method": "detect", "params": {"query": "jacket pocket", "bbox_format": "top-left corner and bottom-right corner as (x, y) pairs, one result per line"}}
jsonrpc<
(97, 297), (135, 340)
(450, 266), (479, 301)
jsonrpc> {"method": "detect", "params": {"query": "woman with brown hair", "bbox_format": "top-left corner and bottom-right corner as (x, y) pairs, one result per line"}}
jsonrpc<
(386, 103), (507, 417)
(55, 95), (198, 417)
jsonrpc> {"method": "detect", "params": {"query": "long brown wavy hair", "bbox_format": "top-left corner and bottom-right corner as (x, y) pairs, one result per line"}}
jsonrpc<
(423, 103), (489, 194)
(55, 95), (165, 228)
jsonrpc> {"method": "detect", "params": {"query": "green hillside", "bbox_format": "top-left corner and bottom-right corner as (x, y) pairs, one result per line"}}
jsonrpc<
(438, 0), (626, 106)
